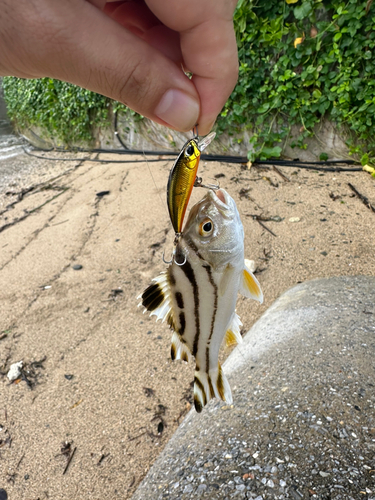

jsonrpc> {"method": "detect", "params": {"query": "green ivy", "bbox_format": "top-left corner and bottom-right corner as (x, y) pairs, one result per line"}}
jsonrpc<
(2, 78), (114, 144)
(3, 0), (375, 162)
(218, 0), (375, 162)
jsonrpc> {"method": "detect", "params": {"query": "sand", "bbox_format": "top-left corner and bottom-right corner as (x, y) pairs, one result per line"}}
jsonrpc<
(0, 148), (374, 499)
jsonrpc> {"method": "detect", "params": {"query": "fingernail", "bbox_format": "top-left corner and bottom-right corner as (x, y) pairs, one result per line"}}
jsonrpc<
(155, 90), (199, 131)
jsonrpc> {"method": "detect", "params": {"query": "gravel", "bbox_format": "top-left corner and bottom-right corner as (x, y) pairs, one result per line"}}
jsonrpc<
(131, 277), (375, 500)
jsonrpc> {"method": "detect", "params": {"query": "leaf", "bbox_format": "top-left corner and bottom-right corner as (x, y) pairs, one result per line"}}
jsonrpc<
(361, 153), (370, 166)
(257, 102), (270, 113)
(294, 37), (304, 48)
(313, 89), (322, 99)
(286, 0), (299, 3)
(294, 2), (313, 19)
(362, 164), (374, 173)
(261, 146), (282, 158)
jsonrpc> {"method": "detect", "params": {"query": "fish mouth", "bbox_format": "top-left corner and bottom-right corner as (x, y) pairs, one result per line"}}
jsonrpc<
(205, 188), (235, 220)
(209, 188), (230, 208)
(215, 189), (227, 205)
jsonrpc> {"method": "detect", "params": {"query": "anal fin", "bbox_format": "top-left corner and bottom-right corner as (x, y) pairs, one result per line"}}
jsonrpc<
(171, 332), (192, 363)
(225, 312), (243, 347)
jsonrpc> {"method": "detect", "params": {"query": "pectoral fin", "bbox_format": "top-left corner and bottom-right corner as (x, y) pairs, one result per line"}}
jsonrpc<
(219, 263), (235, 296)
(240, 264), (263, 303)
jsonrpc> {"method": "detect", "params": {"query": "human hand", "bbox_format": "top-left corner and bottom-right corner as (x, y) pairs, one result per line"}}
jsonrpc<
(0, 0), (238, 135)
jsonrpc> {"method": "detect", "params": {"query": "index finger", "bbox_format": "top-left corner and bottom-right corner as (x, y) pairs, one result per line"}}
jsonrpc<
(145, 0), (239, 134)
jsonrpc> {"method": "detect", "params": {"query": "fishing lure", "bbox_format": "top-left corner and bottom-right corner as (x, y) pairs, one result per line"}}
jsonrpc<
(167, 131), (216, 234)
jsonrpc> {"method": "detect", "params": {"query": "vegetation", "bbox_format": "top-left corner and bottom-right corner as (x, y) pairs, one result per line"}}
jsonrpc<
(3, 0), (375, 162)
(2, 78), (112, 145)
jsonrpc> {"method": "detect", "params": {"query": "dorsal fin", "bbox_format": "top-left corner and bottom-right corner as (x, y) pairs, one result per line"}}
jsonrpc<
(138, 272), (175, 323)
(240, 262), (263, 303)
(224, 312), (243, 346)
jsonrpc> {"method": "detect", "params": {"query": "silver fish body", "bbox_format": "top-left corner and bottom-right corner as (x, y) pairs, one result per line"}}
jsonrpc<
(139, 189), (263, 412)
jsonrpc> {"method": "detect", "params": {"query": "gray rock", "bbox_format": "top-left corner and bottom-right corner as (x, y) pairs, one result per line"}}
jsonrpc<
(131, 277), (375, 500)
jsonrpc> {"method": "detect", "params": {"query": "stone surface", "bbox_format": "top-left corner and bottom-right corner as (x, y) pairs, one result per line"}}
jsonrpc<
(20, 111), (351, 162)
(132, 276), (375, 500)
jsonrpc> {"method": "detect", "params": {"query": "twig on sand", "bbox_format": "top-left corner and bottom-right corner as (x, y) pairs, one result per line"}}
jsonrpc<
(129, 476), (136, 488)
(246, 214), (278, 237)
(16, 453), (25, 469)
(257, 219), (277, 237)
(348, 183), (375, 213)
(128, 429), (147, 442)
(272, 165), (290, 182)
(63, 446), (77, 475)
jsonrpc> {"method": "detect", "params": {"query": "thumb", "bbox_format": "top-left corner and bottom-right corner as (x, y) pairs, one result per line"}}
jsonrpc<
(18, 1), (200, 132)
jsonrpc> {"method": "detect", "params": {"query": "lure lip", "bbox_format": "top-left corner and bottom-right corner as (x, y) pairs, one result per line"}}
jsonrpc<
(197, 131), (216, 152)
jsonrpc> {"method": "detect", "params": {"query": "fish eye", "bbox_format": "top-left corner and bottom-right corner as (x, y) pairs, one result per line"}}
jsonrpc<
(185, 144), (194, 157)
(199, 218), (213, 236)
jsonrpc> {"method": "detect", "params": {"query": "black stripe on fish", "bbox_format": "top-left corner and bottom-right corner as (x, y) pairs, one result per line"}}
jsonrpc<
(202, 263), (218, 373)
(183, 235), (219, 369)
(171, 342), (177, 361)
(181, 350), (189, 363)
(168, 268), (176, 286)
(179, 255), (200, 357)
(217, 365), (225, 400)
(184, 234), (204, 260)
(194, 396), (203, 413)
(141, 283), (164, 311)
(179, 312), (186, 336)
(175, 292), (184, 309)
(208, 375), (215, 399)
(167, 312), (176, 331)
(194, 376), (207, 406)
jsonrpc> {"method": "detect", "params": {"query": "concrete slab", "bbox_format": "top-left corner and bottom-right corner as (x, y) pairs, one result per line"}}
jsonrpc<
(132, 276), (375, 500)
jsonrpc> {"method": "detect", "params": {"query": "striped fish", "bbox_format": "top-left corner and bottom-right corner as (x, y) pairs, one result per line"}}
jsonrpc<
(139, 188), (263, 412)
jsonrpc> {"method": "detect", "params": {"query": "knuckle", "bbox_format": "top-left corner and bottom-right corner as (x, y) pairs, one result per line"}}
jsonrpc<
(117, 56), (155, 108)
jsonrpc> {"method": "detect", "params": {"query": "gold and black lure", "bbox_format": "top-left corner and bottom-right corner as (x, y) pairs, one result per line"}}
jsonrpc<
(167, 129), (216, 235)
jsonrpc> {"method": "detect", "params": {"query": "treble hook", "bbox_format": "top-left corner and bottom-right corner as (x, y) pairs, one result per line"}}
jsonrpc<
(194, 176), (220, 190)
(162, 233), (182, 265)
(162, 246), (186, 266)
(162, 251), (173, 264)
(175, 254), (187, 266)
(174, 249), (187, 266)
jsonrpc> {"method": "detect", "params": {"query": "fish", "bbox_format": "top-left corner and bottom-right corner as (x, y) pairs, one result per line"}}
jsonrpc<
(167, 132), (216, 234)
(139, 188), (263, 412)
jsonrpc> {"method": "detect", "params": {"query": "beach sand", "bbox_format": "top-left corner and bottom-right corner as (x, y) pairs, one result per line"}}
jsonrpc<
(0, 148), (374, 499)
